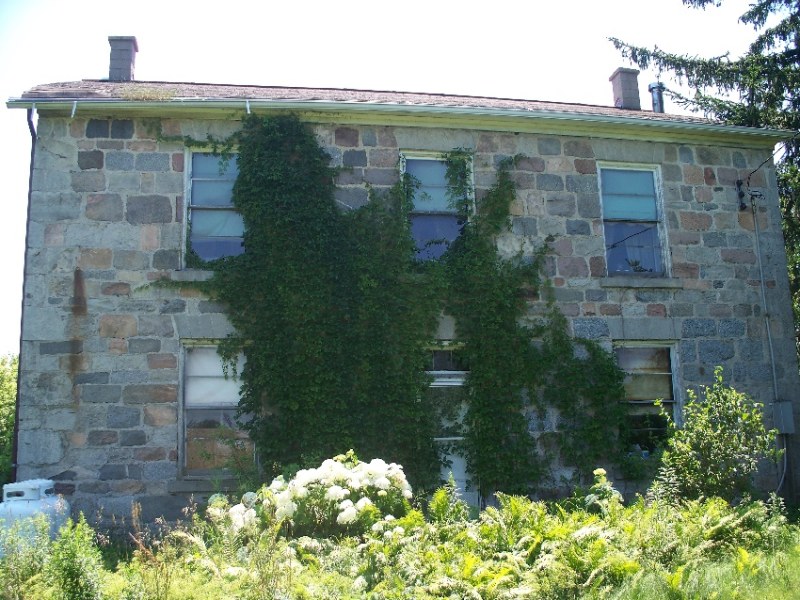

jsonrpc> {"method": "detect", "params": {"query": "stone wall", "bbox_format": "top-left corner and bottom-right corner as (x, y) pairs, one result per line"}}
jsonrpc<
(16, 115), (800, 521)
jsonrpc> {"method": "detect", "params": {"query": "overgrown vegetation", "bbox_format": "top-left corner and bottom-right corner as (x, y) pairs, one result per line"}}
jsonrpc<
(45, 516), (103, 600)
(1, 450), (798, 599)
(0, 387), (787, 597)
(0, 354), (18, 486)
(650, 367), (779, 503)
(211, 114), (442, 490)
(182, 114), (627, 495)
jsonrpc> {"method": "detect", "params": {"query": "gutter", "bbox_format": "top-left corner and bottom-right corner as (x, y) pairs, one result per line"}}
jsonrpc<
(5, 97), (790, 146)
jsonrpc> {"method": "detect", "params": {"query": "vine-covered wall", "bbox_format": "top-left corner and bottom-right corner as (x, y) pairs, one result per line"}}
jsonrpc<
(194, 115), (629, 496)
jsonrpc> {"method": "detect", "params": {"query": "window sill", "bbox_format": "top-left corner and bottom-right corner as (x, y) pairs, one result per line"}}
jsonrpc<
(599, 277), (682, 289)
(171, 269), (214, 282)
(167, 478), (239, 494)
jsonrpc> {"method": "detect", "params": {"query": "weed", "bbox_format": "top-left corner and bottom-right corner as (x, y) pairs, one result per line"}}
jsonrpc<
(0, 514), (51, 600)
(46, 514), (104, 600)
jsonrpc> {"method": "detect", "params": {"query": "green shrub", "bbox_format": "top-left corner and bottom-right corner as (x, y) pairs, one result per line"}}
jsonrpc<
(0, 514), (51, 600)
(46, 515), (104, 600)
(0, 355), (18, 486)
(651, 367), (779, 502)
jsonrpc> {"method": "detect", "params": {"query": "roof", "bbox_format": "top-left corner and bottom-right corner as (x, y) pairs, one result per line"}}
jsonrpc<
(7, 79), (789, 147)
(13, 79), (707, 121)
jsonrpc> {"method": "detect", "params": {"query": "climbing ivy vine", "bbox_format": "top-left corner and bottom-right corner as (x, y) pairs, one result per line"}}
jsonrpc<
(187, 113), (628, 495)
(440, 151), (628, 496)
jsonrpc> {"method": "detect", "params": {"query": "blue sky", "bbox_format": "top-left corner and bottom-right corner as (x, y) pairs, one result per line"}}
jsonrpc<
(0, 0), (759, 355)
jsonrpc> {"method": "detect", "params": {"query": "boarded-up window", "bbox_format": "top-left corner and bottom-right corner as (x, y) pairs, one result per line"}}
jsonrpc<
(615, 346), (675, 452)
(184, 346), (252, 476)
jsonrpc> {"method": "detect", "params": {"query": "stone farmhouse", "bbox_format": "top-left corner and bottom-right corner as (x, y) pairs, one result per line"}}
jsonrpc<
(6, 37), (800, 520)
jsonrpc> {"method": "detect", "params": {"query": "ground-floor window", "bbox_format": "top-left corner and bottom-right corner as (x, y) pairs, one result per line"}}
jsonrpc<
(614, 344), (677, 455)
(182, 345), (252, 476)
(427, 347), (480, 504)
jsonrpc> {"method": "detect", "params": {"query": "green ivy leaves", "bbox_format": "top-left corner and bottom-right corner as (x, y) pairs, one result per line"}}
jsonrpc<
(201, 115), (627, 495)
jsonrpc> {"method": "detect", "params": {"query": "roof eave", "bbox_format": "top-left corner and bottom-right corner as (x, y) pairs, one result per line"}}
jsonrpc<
(6, 97), (789, 148)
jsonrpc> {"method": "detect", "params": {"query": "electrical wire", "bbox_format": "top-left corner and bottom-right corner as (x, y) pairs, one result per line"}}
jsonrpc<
(745, 128), (800, 189)
(604, 224), (656, 250)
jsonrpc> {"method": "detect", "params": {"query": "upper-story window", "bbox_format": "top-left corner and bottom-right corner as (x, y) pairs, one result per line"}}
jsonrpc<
(600, 167), (665, 276)
(402, 155), (470, 260)
(188, 153), (244, 261)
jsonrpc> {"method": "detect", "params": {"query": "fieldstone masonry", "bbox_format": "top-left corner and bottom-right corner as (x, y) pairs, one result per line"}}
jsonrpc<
(17, 114), (800, 521)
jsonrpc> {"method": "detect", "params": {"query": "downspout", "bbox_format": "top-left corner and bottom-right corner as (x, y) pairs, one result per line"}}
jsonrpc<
(11, 108), (37, 482)
(747, 184), (789, 494)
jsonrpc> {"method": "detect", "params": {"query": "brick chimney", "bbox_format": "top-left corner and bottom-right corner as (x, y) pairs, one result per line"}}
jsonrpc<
(108, 36), (138, 81)
(609, 67), (641, 110)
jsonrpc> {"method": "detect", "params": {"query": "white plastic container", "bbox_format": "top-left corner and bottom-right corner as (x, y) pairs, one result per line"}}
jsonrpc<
(0, 479), (70, 550)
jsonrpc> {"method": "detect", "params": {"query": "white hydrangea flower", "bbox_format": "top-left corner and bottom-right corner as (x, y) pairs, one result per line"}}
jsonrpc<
(275, 499), (297, 520)
(293, 469), (316, 488)
(286, 479), (308, 498)
(402, 489), (413, 500)
(229, 503), (256, 532)
(374, 476), (391, 490)
(325, 485), (349, 501)
(339, 499), (354, 510)
(353, 576), (367, 591)
(223, 566), (247, 578)
(296, 536), (322, 554)
(367, 458), (389, 473)
(377, 490), (388, 497)
(206, 506), (226, 521)
(320, 459), (338, 471)
(241, 491), (258, 508)
(371, 522), (384, 532)
(337, 505), (358, 524)
(229, 503), (245, 519)
(355, 497), (373, 511)
(269, 476), (287, 492)
(275, 489), (293, 506)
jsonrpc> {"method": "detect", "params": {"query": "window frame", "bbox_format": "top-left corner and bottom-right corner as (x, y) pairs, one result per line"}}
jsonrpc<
(184, 150), (244, 265)
(179, 343), (251, 479)
(399, 151), (474, 260)
(426, 345), (479, 504)
(598, 164), (669, 277)
(613, 341), (680, 454)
